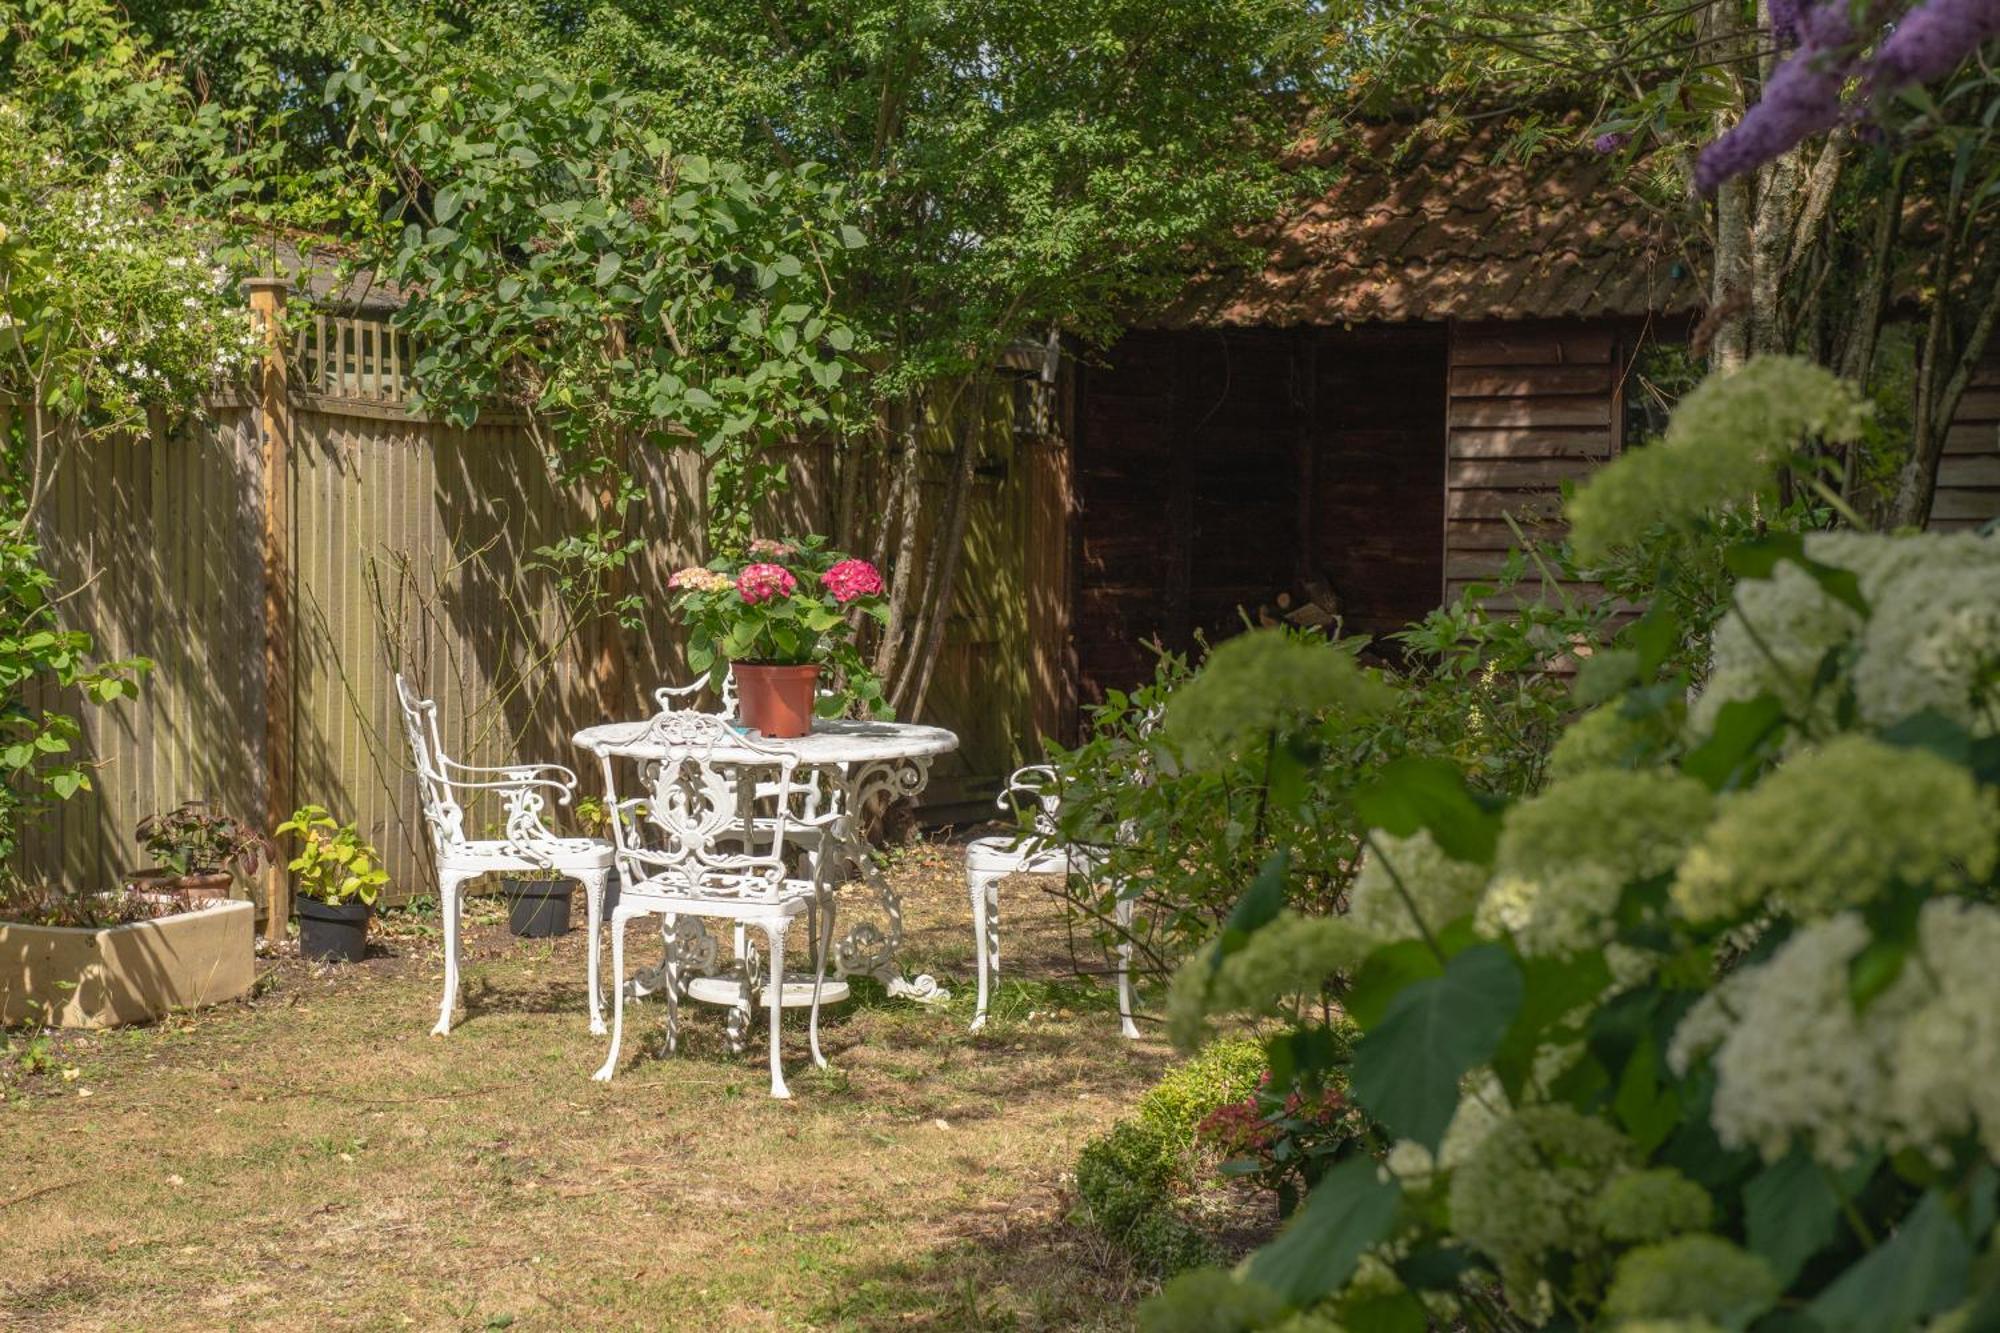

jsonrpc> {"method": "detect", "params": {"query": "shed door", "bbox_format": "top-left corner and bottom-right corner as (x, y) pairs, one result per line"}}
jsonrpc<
(1073, 326), (1446, 709)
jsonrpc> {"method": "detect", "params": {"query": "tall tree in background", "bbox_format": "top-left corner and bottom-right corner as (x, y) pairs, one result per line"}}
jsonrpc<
(141, 0), (1326, 721)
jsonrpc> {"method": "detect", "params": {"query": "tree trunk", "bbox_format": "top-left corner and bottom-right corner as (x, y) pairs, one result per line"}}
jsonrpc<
(893, 381), (985, 720)
(872, 391), (926, 682)
(1891, 238), (2000, 529)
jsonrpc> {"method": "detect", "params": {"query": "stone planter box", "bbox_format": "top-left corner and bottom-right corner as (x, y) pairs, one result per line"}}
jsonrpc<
(0, 900), (255, 1028)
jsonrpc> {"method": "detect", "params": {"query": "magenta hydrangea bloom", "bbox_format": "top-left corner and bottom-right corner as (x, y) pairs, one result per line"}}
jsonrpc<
(821, 557), (885, 603)
(747, 537), (799, 559)
(737, 562), (798, 604)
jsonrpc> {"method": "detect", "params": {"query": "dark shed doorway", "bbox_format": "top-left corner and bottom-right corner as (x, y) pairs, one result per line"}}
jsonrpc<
(1073, 325), (1447, 706)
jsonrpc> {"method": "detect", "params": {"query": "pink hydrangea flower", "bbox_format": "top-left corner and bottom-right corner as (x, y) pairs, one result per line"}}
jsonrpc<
(821, 558), (885, 603)
(736, 562), (798, 604)
(747, 537), (800, 559)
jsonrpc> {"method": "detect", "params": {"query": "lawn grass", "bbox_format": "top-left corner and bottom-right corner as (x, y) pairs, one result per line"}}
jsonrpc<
(0, 842), (1171, 1331)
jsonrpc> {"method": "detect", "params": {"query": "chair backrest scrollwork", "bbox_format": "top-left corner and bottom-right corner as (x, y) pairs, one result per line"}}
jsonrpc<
(596, 710), (811, 901)
(396, 673), (467, 852)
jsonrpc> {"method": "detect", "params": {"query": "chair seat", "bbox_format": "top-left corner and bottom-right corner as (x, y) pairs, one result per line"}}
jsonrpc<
(966, 835), (1077, 877)
(618, 874), (820, 922)
(438, 838), (614, 874)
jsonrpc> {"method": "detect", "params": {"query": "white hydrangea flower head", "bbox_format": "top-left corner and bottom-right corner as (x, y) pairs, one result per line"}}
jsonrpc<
(1671, 735), (2000, 924)
(1567, 356), (1870, 562)
(1477, 771), (1713, 956)
(1885, 899), (2000, 1162)
(1807, 530), (1999, 605)
(1590, 1168), (1714, 1243)
(1448, 1105), (1637, 1309)
(1347, 829), (1490, 940)
(1602, 1235), (1779, 1325)
(1673, 910), (1937, 1165)
(1164, 914), (1374, 1049)
(1547, 704), (1656, 780)
(1852, 561), (2000, 736)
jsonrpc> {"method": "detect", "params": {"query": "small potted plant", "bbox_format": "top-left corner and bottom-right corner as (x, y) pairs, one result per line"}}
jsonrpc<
(130, 801), (272, 909)
(668, 535), (891, 737)
(277, 805), (389, 962)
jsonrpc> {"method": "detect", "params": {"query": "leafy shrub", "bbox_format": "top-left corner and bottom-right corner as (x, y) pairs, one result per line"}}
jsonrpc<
(1073, 1039), (1269, 1275)
(1146, 356), (2000, 1331)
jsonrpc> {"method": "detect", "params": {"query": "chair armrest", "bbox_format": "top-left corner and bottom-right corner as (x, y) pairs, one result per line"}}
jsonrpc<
(439, 754), (581, 790)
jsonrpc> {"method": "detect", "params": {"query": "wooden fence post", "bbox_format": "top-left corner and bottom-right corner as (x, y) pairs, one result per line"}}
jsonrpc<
(245, 277), (294, 946)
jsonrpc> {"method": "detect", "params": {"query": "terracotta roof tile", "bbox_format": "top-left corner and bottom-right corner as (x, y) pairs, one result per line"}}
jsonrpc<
(1154, 125), (1702, 327)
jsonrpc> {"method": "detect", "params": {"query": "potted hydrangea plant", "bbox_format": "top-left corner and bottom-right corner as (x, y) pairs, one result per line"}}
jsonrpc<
(277, 805), (390, 963)
(668, 535), (890, 737)
(130, 801), (272, 908)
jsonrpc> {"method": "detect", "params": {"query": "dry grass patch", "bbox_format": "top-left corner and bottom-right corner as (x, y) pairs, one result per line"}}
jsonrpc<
(0, 841), (1168, 1331)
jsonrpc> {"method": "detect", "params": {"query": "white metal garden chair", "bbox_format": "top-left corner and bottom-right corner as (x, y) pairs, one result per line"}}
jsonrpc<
(587, 708), (838, 1097)
(964, 764), (1141, 1039)
(394, 674), (615, 1037)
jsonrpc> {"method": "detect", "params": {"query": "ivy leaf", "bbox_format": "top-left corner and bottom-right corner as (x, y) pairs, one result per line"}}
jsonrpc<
(1244, 1156), (1401, 1306)
(1807, 1189), (1971, 1332)
(593, 252), (623, 286)
(1351, 944), (1523, 1149)
(433, 184), (462, 223)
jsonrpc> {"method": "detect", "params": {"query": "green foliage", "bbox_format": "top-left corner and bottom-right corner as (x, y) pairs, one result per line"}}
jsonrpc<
(330, 34), (865, 552)
(1073, 1039), (1270, 1276)
(1146, 364), (2000, 1331)
(134, 800), (272, 878)
(277, 806), (389, 907)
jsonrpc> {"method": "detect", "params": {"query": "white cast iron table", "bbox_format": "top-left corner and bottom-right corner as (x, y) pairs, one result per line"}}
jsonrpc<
(571, 718), (961, 1004)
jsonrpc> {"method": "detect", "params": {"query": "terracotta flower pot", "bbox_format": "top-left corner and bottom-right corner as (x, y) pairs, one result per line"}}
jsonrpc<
(731, 662), (819, 738)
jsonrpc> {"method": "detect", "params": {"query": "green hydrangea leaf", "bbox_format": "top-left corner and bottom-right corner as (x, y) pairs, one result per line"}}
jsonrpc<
(1351, 944), (1523, 1149)
(1807, 1189), (1971, 1333)
(1353, 759), (1503, 867)
(1244, 1155), (1401, 1306)
(1744, 1146), (1875, 1286)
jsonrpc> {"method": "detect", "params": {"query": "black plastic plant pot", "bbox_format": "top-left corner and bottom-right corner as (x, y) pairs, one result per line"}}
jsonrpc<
(502, 877), (574, 938)
(296, 896), (371, 963)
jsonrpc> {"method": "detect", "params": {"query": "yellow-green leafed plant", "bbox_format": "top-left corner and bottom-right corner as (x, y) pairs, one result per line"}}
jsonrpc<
(276, 806), (388, 907)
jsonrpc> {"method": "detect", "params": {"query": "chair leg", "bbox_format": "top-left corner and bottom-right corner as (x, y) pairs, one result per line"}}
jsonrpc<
(765, 921), (790, 1099)
(431, 870), (469, 1036)
(1115, 889), (1140, 1040)
(580, 868), (608, 1036)
(967, 866), (1000, 1032)
(592, 909), (630, 1082)
(810, 895), (835, 1070)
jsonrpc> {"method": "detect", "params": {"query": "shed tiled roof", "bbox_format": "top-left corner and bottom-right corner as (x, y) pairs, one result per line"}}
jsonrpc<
(1157, 125), (1703, 328)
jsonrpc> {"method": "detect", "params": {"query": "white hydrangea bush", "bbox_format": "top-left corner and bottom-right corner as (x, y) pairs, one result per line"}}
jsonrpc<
(1147, 362), (2000, 1333)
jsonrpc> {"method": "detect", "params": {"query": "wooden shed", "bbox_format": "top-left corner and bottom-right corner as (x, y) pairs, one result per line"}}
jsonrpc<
(1050, 129), (1703, 715)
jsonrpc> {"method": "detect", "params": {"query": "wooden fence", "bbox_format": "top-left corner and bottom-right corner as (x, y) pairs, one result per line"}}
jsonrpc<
(20, 291), (831, 910)
(19, 285), (1056, 912)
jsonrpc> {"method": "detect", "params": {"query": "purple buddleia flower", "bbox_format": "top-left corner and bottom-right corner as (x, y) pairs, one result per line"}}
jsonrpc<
(1868, 0), (2000, 88)
(1770, 0), (1806, 47)
(1594, 131), (1632, 154)
(1696, 40), (1853, 191)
